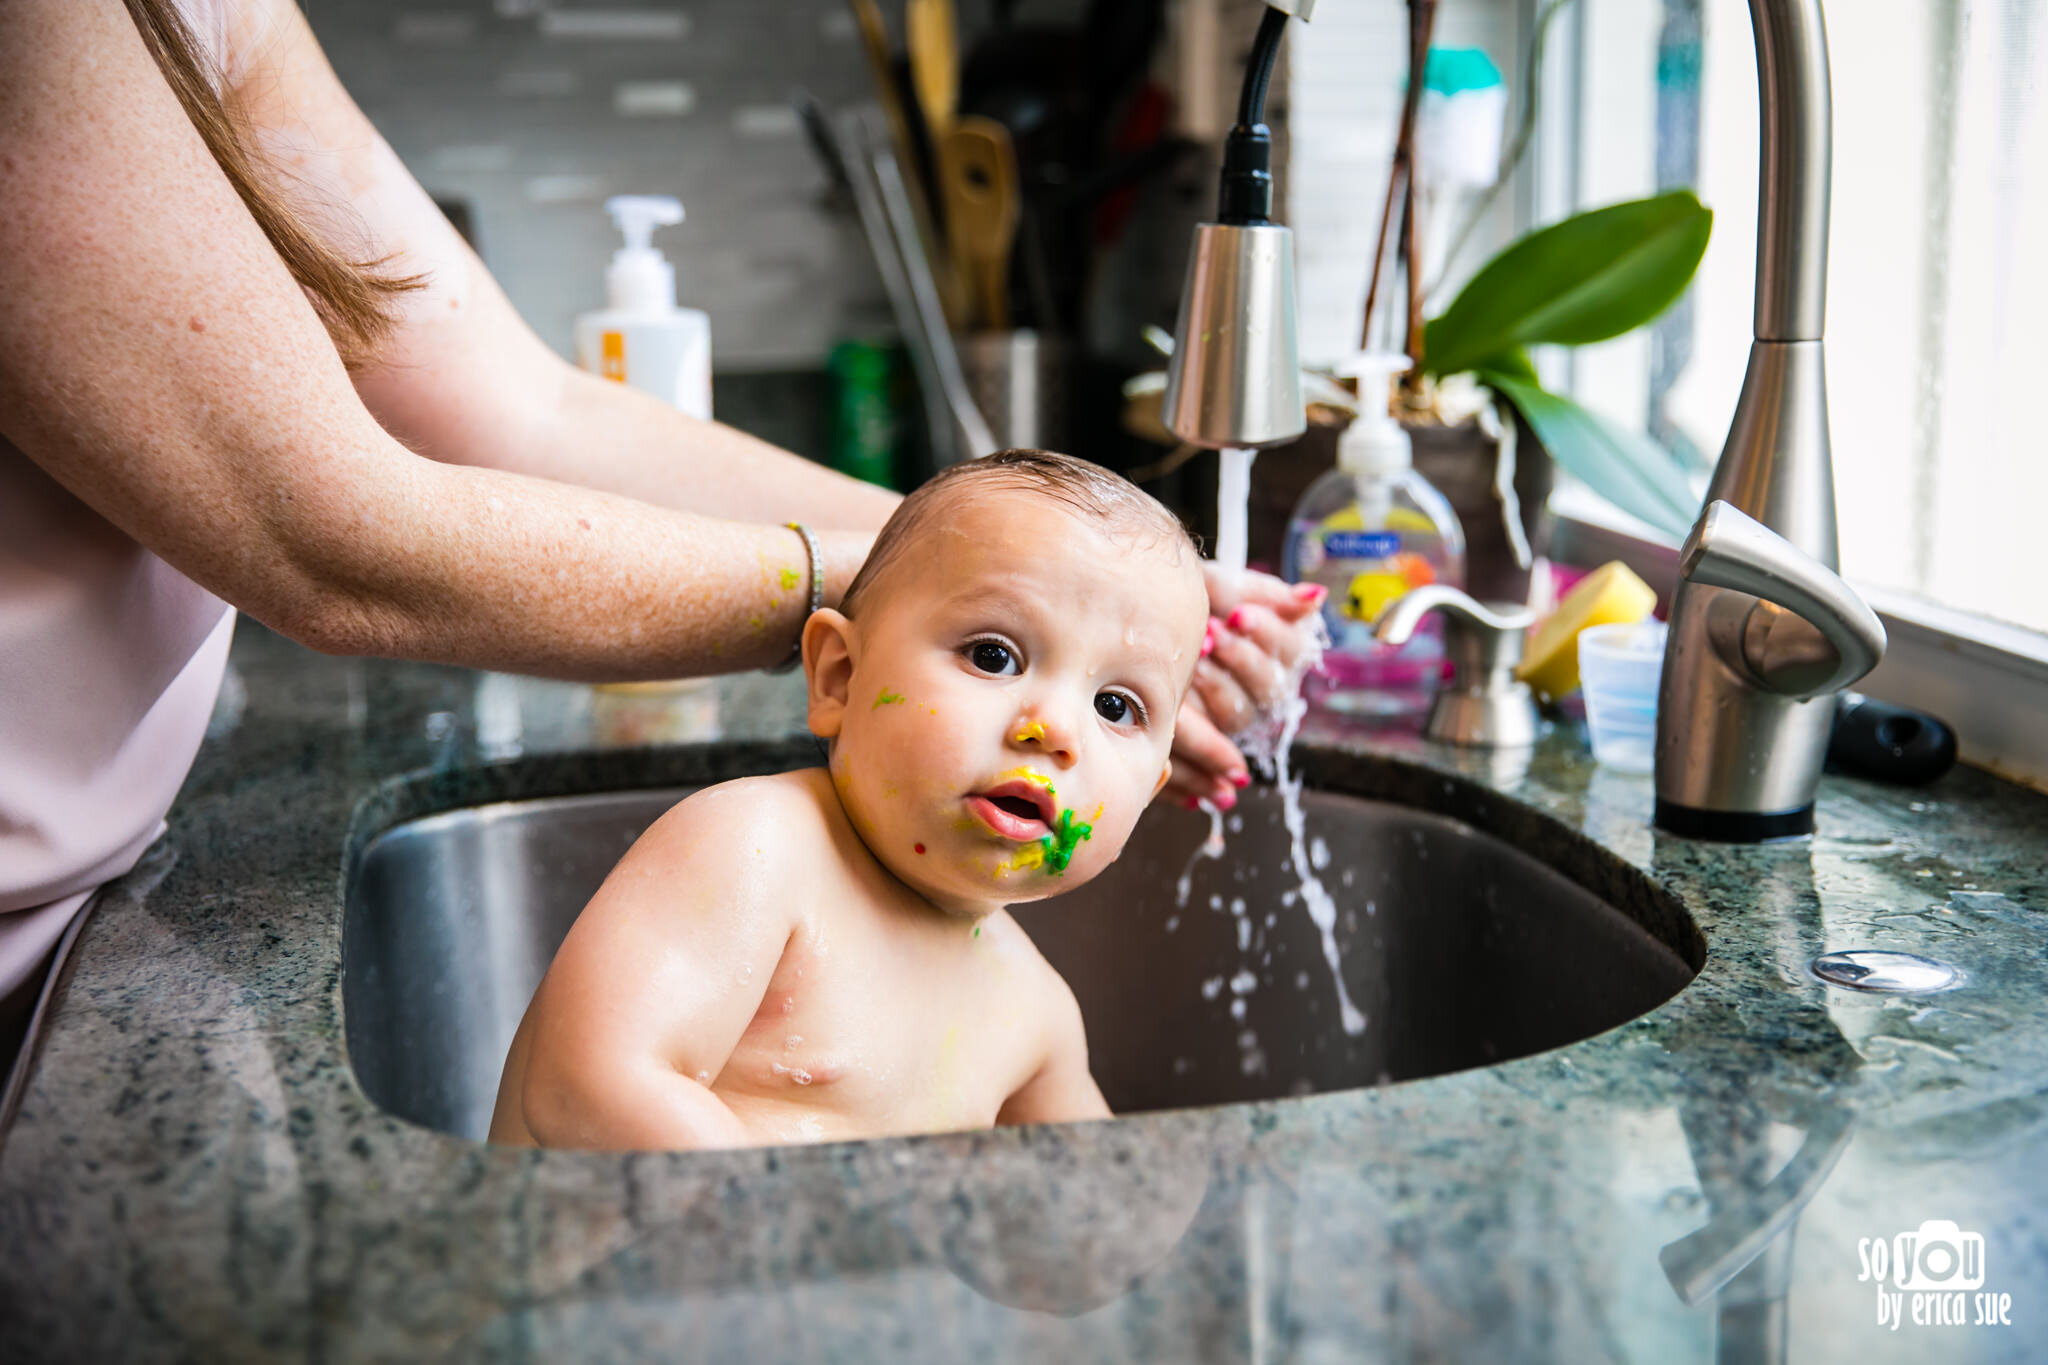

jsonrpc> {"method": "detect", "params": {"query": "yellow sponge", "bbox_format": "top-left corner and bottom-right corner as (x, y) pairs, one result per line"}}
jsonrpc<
(1516, 561), (1659, 700)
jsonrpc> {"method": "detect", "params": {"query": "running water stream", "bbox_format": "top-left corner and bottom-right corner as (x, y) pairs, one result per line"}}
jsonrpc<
(1213, 447), (1256, 577)
(1176, 449), (1368, 1036)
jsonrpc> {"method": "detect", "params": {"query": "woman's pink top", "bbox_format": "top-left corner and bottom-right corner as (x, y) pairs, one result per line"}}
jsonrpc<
(0, 0), (247, 999)
(0, 448), (234, 996)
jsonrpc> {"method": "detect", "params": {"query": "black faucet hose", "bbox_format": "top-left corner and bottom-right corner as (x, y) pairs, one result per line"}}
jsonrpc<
(1217, 7), (1292, 225)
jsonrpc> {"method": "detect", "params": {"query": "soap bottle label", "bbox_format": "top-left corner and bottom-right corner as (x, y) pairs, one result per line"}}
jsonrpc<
(1292, 526), (1440, 626)
(1322, 530), (1401, 561)
(600, 330), (627, 383)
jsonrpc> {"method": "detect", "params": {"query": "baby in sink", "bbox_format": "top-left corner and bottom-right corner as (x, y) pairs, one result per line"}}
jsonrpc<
(490, 450), (1210, 1150)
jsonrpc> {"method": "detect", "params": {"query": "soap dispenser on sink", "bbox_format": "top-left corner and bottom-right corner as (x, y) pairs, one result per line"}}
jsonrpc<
(1372, 585), (1538, 749)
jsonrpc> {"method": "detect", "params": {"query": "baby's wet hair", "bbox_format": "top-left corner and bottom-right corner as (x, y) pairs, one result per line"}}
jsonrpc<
(839, 449), (1199, 619)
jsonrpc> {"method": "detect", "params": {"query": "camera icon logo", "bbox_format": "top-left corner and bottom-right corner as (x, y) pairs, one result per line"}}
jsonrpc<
(1893, 1220), (1986, 1292)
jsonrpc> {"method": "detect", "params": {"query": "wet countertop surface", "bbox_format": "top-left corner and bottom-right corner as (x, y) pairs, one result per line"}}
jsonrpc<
(3, 621), (2045, 1362)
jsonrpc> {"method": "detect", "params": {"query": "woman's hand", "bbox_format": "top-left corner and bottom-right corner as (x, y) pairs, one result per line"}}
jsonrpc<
(1163, 567), (1327, 809)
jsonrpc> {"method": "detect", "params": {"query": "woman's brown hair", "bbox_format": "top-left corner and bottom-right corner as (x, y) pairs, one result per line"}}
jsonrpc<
(121, 0), (421, 369)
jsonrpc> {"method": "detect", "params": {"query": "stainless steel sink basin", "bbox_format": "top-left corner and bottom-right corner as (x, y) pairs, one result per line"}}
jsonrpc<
(344, 746), (1701, 1140)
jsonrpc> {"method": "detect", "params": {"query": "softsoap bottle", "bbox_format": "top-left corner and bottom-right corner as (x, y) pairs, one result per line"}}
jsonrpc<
(1282, 353), (1465, 718)
(574, 195), (712, 419)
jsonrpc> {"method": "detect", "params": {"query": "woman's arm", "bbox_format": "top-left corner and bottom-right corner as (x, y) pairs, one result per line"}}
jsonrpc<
(0, 0), (854, 679)
(231, 0), (902, 534)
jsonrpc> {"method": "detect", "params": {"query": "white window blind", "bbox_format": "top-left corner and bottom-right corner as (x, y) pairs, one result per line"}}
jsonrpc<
(1287, 1), (1527, 367)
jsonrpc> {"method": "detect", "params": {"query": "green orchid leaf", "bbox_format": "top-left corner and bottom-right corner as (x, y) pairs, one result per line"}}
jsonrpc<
(1425, 191), (1712, 378)
(1471, 346), (1539, 383)
(1482, 374), (1700, 540)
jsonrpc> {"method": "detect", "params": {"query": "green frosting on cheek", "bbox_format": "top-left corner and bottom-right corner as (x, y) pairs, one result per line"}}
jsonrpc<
(1039, 808), (1094, 874)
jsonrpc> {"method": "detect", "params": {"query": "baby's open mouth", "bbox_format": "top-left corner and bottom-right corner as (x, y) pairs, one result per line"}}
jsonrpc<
(966, 780), (1057, 840)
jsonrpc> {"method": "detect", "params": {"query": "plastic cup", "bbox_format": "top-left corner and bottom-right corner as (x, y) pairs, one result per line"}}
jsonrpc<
(1577, 621), (1667, 774)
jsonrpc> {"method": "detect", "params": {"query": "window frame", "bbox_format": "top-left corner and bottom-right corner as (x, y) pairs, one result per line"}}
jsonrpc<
(1549, 499), (2048, 794)
(1535, 0), (2048, 792)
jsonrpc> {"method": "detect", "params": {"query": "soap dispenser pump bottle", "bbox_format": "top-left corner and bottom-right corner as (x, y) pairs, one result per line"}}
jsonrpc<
(574, 195), (712, 419)
(1282, 353), (1466, 718)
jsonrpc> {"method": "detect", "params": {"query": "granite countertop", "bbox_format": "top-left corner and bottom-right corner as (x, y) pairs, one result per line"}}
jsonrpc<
(3, 620), (2045, 1363)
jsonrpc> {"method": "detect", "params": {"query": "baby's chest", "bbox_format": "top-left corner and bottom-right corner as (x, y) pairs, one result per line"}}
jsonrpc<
(731, 944), (1042, 1123)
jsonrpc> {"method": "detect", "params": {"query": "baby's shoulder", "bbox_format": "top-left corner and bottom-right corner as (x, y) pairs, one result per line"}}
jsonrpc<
(635, 769), (840, 875)
(676, 766), (836, 824)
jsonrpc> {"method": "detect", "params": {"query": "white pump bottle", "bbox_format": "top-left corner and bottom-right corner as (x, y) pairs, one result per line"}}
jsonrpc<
(574, 195), (712, 419)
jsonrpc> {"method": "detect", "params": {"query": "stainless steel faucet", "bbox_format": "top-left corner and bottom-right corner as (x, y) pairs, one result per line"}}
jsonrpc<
(1652, 0), (1886, 841)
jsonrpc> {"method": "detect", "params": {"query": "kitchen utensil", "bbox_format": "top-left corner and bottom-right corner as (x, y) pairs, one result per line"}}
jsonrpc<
(906, 0), (958, 141)
(838, 107), (996, 465)
(940, 116), (1022, 331)
(796, 92), (966, 467)
(843, 0), (962, 328)
(962, 330), (1067, 451)
(844, 0), (912, 158)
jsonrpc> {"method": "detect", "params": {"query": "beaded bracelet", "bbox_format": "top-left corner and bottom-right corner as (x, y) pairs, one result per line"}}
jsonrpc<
(766, 521), (824, 674)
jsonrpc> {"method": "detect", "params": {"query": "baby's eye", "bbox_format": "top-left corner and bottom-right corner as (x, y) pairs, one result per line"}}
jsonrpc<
(1095, 690), (1144, 728)
(968, 640), (1019, 676)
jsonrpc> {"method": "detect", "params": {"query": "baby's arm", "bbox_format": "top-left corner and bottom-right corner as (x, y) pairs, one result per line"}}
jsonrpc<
(514, 780), (802, 1150)
(996, 975), (1112, 1127)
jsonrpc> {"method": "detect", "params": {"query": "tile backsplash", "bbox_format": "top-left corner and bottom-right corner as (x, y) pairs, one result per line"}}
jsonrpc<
(310, 1), (999, 371)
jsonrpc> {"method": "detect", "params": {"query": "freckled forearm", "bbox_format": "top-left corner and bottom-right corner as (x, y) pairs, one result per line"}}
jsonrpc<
(280, 446), (868, 679)
(540, 369), (904, 532)
(340, 205), (902, 537)
(358, 313), (901, 537)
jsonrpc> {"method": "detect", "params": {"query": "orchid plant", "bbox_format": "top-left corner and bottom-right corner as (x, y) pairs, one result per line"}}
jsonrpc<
(1418, 188), (1714, 539)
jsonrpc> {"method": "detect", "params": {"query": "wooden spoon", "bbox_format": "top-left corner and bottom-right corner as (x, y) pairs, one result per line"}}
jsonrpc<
(939, 116), (1021, 331)
(905, 0), (959, 141)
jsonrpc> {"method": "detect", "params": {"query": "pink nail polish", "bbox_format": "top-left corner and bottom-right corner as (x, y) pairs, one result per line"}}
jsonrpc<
(1295, 583), (1328, 606)
(1226, 607), (1246, 631)
(1230, 771), (1251, 788)
(1200, 620), (1216, 657)
(1182, 795), (1205, 810)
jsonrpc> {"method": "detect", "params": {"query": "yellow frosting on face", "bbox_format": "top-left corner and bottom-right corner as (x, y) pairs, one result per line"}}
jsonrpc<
(1013, 720), (1048, 744)
(995, 840), (1049, 878)
(1001, 766), (1056, 793)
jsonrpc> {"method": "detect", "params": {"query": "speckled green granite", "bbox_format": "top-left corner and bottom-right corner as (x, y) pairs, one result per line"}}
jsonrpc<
(1, 621), (2044, 1362)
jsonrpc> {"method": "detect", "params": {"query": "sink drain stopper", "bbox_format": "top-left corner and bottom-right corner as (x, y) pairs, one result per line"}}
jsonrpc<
(1810, 950), (1961, 994)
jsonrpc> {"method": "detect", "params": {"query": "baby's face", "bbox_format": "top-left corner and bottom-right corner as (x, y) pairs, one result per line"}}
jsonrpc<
(809, 493), (1207, 915)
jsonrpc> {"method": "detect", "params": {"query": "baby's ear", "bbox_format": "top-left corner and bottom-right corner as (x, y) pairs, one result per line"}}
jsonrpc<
(803, 608), (857, 739)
